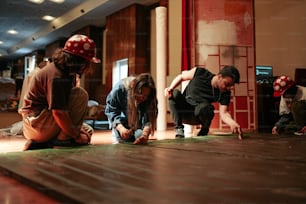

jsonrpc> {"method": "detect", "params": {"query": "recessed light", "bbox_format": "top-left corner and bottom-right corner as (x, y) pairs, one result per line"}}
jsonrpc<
(0, 41), (3, 44)
(28, 0), (44, 4)
(49, 0), (64, 3)
(8, 29), (18, 35)
(42, 15), (55, 21)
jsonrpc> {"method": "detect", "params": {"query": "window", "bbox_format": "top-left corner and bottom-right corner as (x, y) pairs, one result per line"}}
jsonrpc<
(112, 58), (128, 87)
(24, 55), (36, 77)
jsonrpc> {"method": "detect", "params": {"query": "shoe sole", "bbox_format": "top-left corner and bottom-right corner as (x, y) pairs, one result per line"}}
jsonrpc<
(175, 135), (185, 138)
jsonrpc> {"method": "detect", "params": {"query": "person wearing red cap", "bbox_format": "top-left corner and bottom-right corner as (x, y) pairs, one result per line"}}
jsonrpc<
(19, 34), (101, 150)
(272, 75), (306, 135)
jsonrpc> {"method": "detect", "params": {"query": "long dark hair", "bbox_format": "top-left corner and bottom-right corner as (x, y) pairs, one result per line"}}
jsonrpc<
(127, 73), (158, 133)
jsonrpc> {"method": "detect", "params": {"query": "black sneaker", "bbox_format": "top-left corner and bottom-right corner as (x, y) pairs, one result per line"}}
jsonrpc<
(197, 127), (209, 136)
(175, 128), (185, 138)
(52, 138), (89, 147)
(52, 138), (78, 147)
(23, 140), (52, 151)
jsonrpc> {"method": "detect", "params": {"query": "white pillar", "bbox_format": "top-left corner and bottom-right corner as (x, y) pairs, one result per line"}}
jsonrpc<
(155, 6), (167, 131)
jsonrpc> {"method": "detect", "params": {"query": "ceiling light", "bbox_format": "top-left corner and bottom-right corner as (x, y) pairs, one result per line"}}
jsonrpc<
(0, 41), (3, 44)
(49, 0), (64, 3)
(28, 0), (44, 4)
(42, 15), (55, 21)
(8, 29), (18, 35)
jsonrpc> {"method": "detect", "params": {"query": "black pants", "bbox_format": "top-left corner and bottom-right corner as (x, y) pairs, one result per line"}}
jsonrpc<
(168, 89), (215, 129)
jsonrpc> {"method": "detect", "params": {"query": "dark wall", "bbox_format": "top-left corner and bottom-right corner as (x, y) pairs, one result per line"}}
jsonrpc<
(0, 60), (8, 71)
(104, 4), (151, 94)
(74, 26), (104, 103)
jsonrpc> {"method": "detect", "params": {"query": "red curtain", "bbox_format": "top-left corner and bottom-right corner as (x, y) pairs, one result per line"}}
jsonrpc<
(181, 0), (192, 71)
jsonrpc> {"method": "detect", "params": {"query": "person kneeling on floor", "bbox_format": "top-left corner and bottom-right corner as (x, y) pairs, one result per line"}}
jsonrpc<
(164, 66), (243, 140)
(104, 73), (158, 145)
(272, 75), (306, 135)
(18, 34), (101, 150)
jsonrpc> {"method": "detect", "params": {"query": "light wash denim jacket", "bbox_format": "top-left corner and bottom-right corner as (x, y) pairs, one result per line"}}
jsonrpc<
(104, 77), (149, 131)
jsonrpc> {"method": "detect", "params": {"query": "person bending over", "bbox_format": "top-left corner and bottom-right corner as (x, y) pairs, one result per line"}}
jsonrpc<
(105, 73), (158, 145)
(165, 66), (243, 140)
(272, 75), (306, 135)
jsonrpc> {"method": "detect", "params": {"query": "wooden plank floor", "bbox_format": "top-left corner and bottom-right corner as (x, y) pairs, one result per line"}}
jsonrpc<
(0, 133), (306, 203)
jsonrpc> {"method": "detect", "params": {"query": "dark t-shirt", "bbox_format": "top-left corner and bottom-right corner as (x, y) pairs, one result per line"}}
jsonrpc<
(183, 67), (231, 105)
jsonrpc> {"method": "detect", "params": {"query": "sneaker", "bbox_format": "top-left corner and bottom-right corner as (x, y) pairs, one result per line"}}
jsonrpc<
(23, 140), (52, 151)
(52, 138), (80, 147)
(294, 131), (306, 136)
(197, 127), (209, 136)
(175, 128), (185, 138)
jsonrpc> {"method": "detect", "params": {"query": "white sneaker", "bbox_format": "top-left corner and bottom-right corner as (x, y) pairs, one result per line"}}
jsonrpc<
(175, 128), (185, 138)
(294, 131), (305, 136)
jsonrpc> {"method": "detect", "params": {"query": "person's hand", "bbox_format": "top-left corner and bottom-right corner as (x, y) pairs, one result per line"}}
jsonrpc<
(272, 126), (278, 135)
(120, 128), (132, 140)
(117, 124), (132, 140)
(232, 126), (243, 140)
(133, 135), (148, 145)
(236, 127), (243, 140)
(75, 127), (91, 144)
(164, 87), (173, 98)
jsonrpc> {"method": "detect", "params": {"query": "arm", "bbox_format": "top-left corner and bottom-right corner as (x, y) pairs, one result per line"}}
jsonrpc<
(272, 96), (291, 135)
(164, 67), (196, 97)
(104, 86), (132, 140)
(272, 113), (292, 135)
(52, 109), (91, 143)
(133, 125), (151, 145)
(105, 86), (127, 125)
(134, 108), (152, 145)
(52, 109), (80, 139)
(219, 105), (243, 140)
(115, 124), (133, 140)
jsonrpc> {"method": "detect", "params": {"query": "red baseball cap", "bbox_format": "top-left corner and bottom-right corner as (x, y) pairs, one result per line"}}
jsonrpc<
(63, 34), (101, 63)
(273, 75), (295, 97)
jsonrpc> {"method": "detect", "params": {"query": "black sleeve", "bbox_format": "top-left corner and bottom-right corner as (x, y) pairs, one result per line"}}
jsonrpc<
(219, 91), (231, 105)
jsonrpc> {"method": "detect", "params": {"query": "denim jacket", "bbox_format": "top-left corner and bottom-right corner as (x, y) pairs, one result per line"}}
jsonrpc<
(104, 78), (149, 130)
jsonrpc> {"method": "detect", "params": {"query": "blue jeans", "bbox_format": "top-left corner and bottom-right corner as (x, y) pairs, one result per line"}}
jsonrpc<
(112, 128), (143, 144)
